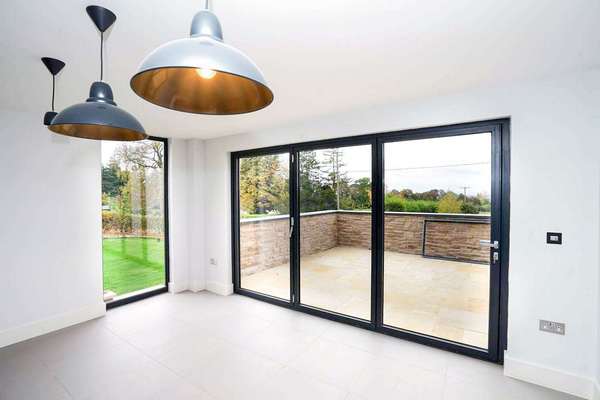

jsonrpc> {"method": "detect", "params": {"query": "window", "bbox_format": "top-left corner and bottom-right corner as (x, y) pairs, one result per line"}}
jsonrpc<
(101, 137), (169, 306)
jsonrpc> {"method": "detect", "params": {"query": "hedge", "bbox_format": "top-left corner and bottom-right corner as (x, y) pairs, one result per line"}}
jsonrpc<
(102, 211), (164, 235)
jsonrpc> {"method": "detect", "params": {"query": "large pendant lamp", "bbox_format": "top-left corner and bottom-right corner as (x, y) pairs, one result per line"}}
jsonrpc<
(130, 1), (273, 115)
(41, 57), (65, 126)
(49, 5), (146, 141)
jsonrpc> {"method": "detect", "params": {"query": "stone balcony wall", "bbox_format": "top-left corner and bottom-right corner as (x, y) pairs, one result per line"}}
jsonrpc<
(240, 211), (490, 275)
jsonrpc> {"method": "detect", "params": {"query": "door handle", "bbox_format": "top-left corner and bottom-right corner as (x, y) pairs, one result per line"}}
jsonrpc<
(479, 239), (499, 249)
(289, 217), (294, 239)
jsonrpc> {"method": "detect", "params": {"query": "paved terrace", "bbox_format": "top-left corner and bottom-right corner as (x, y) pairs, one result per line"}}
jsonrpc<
(240, 211), (491, 348)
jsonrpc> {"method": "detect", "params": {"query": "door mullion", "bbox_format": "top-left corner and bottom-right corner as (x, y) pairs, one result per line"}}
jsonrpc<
(290, 149), (300, 306)
(372, 139), (384, 327)
(484, 126), (502, 361)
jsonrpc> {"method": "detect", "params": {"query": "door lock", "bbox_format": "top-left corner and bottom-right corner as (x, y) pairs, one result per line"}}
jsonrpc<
(493, 251), (499, 264)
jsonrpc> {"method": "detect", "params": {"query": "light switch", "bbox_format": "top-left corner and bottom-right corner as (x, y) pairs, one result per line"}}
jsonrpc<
(546, 232), (562, 245)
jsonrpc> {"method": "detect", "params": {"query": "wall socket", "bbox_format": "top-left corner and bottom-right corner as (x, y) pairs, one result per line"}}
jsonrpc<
(209, 258), (218, 266)
(539, 320), (565, 335)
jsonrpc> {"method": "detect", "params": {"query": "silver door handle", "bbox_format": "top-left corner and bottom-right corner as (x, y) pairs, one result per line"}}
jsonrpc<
(289, 217), (294, 238)
(479, 240), (499, 249)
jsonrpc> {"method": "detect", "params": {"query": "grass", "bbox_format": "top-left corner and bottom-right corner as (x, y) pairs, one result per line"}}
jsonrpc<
(103, 237), (165, 296)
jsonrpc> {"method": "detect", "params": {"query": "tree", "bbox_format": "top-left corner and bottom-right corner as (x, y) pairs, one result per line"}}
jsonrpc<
(299, 151), (325, 212)
(343, 177), (371, 210)
(113, 141), (163, 169)
(460, 202), (478, 214)
(101, 164), (125, 197)
(239, 155), (288, 215)
(115, 170), (132, 234)
(110, 142), (165, 241)
(322, 148), (349, 210)
(437, 192), (462, 213)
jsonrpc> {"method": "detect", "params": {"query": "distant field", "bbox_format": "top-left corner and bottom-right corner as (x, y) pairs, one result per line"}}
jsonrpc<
(103, 237), (165, 296)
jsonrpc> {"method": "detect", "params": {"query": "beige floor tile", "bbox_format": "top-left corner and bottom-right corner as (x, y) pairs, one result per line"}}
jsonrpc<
(0, 292), (578, 400)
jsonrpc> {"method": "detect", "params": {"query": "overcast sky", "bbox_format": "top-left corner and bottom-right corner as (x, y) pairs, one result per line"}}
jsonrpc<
(313, 133), (491, 198)
(101, 141), (120, 165)
(108, 132), (492, 199)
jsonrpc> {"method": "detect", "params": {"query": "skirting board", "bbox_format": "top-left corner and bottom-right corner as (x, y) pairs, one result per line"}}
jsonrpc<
(169, 281), (206, 294)
(206, 280), (233, 296)
(189, 280), (206, 293)
(168, 280), (189, 294)
(504, 354), (595, 399)
(0, 302), (106, 349)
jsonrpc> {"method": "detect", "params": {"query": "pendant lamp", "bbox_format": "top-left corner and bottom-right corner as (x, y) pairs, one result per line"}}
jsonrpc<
(49, 5), (146, 141)
(130, 1), (273, 115)
(41, 57), (65, 126)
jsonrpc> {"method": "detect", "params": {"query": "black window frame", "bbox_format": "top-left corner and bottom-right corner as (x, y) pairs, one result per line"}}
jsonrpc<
(231, 119), (510, 363)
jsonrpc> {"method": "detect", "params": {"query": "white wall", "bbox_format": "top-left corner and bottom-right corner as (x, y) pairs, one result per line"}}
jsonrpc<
(201, 68), (600, 398)
(0, 110), (105, 347)
(168, 138), (206, 293)
(0, 117), (204, 347)
(188, 140), (206, 292)
(168, 139), (191, 293)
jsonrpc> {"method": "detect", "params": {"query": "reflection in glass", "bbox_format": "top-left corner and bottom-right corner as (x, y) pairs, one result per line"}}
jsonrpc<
(101, 139), (166, 301)
(383, 133), (491, 348)
(238, 153), (290, 300)
(298, 145), (372, 319)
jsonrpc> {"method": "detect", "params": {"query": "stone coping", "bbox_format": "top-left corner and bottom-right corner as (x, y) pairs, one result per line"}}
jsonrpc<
(240, 210), (490, 224)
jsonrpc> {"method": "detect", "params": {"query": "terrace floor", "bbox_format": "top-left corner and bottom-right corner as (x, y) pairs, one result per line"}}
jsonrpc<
(242, 246), (489, 348)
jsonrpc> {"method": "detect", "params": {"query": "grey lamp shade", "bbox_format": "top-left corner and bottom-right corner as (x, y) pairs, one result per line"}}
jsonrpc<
(130, 10), (273, 115)
(49, 82), (147, 141)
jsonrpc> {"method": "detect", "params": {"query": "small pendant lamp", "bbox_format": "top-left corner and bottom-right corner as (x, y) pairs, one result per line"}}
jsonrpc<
(130, 1), (273, 115)
(49, 5), (146, 141)
(41, 57), (65, 126)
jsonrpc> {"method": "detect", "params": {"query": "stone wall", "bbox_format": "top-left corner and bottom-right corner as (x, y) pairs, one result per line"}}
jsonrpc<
(240, 211), (490, 274)
(424, 219), (490, 261)
(239, 212), (338, 276)
(300, 212), (338, 256)
(239, 216), (289, 276)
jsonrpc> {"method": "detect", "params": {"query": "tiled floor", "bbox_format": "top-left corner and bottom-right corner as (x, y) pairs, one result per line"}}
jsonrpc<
(242, 246), (489, 347)
(0, 292), (577, 400)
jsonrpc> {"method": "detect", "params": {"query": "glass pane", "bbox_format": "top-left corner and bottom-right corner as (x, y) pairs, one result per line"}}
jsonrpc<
(383, 133), (491, 348)
(101, 140), (167, 301)
(299, 145), (372, 319)
(239, 153), (290, 300)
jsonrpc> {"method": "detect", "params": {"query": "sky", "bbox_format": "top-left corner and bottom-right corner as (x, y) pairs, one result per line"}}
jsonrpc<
(108, 132), (491, 199)
(101, 141), (120, 165)
(311, 132), (491, 198)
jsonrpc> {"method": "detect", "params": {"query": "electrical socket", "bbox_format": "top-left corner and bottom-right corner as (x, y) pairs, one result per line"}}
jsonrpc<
(209, 258), (218, 266)
(539, 320), (565, 335)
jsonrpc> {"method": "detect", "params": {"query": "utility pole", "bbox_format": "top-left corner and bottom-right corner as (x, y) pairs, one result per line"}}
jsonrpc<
(459, 186), (470, 198)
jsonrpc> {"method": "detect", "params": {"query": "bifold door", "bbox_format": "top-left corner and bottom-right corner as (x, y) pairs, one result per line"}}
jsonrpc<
(232, 120), (509, 362)
(236, 152), (291, 301)
(297, 144), (373, 320)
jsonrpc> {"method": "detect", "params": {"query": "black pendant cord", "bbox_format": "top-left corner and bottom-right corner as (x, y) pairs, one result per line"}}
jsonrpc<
(51, 75), (55, 111)
(100, 31), (104, 81)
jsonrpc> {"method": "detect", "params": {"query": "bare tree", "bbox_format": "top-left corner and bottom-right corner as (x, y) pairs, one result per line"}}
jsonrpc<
(113, 141), (163, 170)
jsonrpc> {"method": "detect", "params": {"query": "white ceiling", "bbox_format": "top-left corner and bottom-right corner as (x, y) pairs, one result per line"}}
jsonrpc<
(1, 0), (599, 139)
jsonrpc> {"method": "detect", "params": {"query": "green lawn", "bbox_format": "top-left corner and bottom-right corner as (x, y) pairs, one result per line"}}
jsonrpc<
(103, 237), (165, 296)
